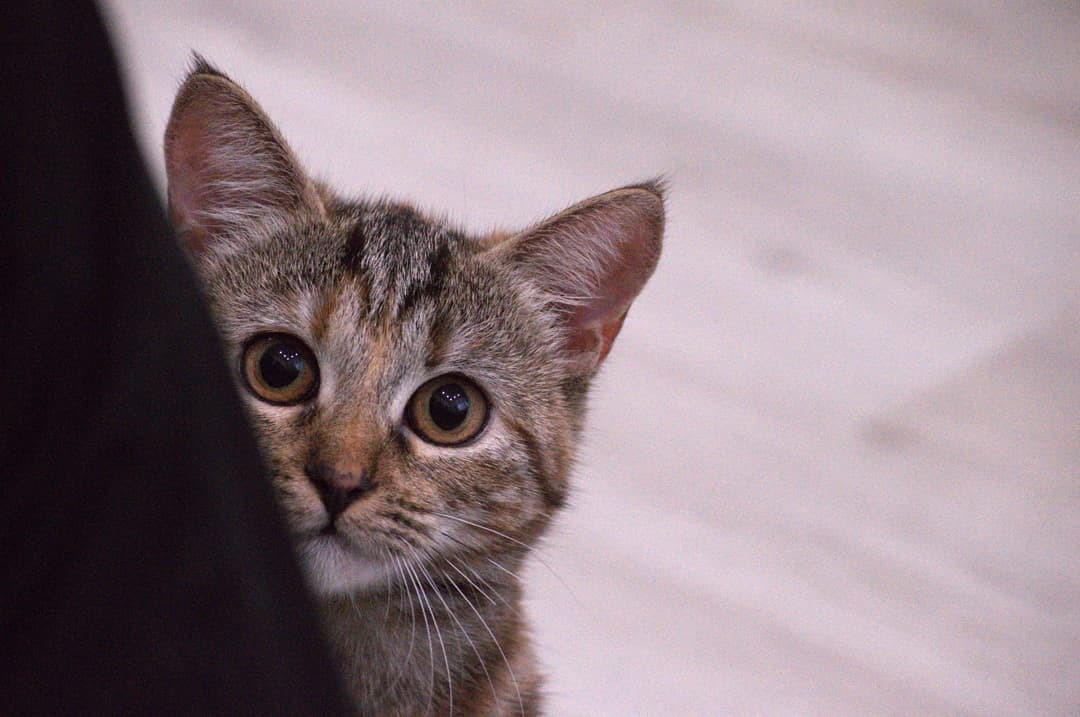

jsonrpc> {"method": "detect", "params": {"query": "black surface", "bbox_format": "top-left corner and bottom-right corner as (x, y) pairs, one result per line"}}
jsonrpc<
(0, 2), (353, 714)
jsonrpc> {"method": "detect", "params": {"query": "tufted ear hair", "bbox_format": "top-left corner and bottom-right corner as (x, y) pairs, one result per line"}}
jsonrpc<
(492, 182), (664, 375)
(163, 56), (325, 259)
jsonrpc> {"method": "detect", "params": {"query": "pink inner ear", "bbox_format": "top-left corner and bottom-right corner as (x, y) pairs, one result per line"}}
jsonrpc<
(163, 72), (324, 258)
(565, 307), (629, 366)
(166, 116), (216, 253)
(509, 186), (663, 373)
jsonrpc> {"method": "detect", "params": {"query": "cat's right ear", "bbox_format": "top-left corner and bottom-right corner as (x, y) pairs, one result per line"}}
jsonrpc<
(164, 57), (325, 259)
(490, 182), (664, 376)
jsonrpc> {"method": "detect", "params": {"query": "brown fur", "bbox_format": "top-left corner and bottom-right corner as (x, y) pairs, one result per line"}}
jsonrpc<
(164, 57), (663, 716)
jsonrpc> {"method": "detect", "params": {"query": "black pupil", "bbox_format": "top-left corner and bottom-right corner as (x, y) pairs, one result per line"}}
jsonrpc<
(259, 342), (304, 388)
(429, 383), (470, 431)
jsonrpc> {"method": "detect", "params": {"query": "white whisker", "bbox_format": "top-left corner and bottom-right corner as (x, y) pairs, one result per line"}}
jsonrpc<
(431, 511), (532, 551)
(401, 559), (436, 716)
(446, 557), (498, 607)
(433, 510), (580, 606)
(381, 555), (418, 699)
(381, 547), (394, 622)
(413, 554), (499, 710)
(406, 555), (452, 716)
(443, 561), (525, 716)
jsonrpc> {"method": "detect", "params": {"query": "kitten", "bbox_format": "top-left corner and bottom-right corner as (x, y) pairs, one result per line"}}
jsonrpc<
(164, 59), (663, 716)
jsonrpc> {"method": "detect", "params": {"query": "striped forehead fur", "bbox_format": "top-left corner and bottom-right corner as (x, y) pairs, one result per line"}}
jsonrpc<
(202, 195), (573, 436)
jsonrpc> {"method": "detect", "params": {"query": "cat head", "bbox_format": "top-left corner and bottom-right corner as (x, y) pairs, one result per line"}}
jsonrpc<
(164, 59), (663, 595)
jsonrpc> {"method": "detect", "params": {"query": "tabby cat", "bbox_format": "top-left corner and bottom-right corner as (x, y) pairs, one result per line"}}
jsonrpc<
(164, 59), (663, 716)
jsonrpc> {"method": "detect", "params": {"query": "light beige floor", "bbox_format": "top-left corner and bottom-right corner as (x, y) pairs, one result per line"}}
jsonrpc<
(103, 2), (1079, 714)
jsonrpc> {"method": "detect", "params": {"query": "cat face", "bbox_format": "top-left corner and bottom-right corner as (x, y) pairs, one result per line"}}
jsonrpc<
(164, 60), (662, 596)
(196, 207), (577, 594)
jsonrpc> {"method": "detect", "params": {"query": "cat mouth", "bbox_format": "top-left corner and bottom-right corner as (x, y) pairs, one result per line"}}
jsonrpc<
(306, 519), (370, 554)
(294, 518), (349, 543)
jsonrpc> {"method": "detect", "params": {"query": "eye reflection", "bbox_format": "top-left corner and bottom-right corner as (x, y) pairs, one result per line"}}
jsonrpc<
(407, 375), (488, 445)
(241, 333), (319, 405)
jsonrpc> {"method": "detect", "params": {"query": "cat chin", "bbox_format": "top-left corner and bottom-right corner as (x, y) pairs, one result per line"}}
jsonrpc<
(296, 534), (391, 596)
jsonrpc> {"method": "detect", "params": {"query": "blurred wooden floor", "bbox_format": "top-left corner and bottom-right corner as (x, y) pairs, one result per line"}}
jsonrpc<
(104, 2), (1079, 714)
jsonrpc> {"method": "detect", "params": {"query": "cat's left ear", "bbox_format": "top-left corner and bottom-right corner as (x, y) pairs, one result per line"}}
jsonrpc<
(492, 182), (664, 375)
(164, 57), (325, 259)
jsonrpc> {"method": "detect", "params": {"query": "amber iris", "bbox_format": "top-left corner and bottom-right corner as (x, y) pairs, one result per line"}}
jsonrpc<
(407, 375), (488, 445)
(241, 333), (319, 405)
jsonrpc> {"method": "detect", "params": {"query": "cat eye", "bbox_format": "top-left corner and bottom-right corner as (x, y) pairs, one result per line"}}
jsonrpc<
(406, 375), (489, 446)
(241, 333), (319, 405)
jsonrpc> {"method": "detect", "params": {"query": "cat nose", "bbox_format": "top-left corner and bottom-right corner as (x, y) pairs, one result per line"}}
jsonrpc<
(304, 461), (375, 520)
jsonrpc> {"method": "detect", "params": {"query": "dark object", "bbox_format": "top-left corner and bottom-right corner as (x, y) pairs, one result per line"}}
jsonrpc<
(430, 383), (471, 430)
(242, 333), (320, 405)
(0, 2), (352, 714)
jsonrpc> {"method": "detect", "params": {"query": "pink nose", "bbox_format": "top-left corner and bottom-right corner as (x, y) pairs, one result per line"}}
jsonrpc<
(304, 462), (375, 519)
